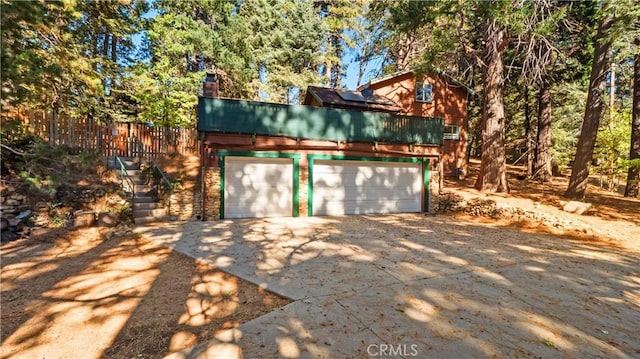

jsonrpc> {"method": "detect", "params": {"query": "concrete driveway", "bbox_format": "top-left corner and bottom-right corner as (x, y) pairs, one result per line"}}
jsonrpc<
(135, 214), (640, 358)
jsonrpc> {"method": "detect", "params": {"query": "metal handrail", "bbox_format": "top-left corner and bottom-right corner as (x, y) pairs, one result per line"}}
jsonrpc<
(115, 156), (135, 220)
(149, 158), (173, 216)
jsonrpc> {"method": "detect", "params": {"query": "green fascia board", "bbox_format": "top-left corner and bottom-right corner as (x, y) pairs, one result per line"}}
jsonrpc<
(218, 151), (300, 218)
(198, 97), (444, 146)
(306, 154), (430, 216)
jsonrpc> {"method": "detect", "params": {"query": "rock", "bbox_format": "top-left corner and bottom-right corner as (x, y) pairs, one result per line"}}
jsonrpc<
(4, 199), (20, 206)
(1, 230), (20, 242)
(560, 200), (593, 215)
(74, 211), (95, 228)
(10, 194), (26, 201)
(35, 201), (48, 210)
(96, 212), (118, 227)
(8, 218), (22, 227)
(0, 218), (8, 231)
(16, 210), (33, 220)
(0, 205), (17, 214)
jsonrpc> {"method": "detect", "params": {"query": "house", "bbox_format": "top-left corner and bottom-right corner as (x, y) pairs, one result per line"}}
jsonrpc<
(305, 70), (473, 177)
(196, 75), (447, 220)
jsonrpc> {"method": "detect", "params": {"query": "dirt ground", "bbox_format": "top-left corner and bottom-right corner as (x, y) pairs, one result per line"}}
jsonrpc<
(1, 160), (638, 358)
(444, 161), (640, 252)
(0, 228), (290, 359)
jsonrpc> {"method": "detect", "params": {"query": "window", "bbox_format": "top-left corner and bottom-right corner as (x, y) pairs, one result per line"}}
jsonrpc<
(415, 82), (433, 103)
(444, 125), (461, 140)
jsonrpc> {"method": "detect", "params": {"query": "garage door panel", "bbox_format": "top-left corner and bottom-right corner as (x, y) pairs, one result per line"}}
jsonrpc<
(314, 199), (420, 215)
(312, 160), (422, 216)
(224, 157), (293, 218)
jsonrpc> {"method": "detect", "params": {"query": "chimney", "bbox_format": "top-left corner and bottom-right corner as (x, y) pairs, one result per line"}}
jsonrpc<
(202, 73), (219, 98)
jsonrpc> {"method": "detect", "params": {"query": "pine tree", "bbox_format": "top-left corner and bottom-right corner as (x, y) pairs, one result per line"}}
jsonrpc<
(565, 3), (620, 199)
(240, 0), (326, 103)
(317, 0), (363, 88)
(625, 24), (640, 197)
(475, 12), (510, 192)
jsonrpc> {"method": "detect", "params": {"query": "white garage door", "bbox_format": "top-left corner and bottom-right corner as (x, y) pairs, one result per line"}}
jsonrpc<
(312, 160), (422, 215)
(224, 156), (294, 218)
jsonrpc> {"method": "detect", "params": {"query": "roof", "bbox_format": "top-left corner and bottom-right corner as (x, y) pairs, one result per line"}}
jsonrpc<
(304, 86), (402, 113)
(358, 69), (476, 96)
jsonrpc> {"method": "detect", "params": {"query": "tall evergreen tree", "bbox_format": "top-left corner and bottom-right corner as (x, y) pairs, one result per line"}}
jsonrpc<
(240, 0), (326, 103)
(513, 0), (569, 182)
(565, 3), (620, 199)
(625, 24), (640, 197)
(317, 0), (362, 88)
(140, 0), (254, 125)
(475, 11), (510, 192)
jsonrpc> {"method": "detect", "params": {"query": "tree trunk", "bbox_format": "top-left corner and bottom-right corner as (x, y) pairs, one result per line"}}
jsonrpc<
(329, 33), (342, 88)
(102, 32), (110, 93)
(624, 44), (640, 197)
(103, 32), (110, 58)
(534, 77), (553, 182)
(475, 19), (509, 193)
(524, 86), (533, 177)
(609, 61), (615, 118)
(111, 36), (117, 63)
(564, 13), (616, 199)
(50, 101), (59, 146)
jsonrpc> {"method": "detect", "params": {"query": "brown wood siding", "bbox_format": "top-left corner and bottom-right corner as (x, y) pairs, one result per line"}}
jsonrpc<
(367, 72), (469, 175)
(201, 133), (439, 169)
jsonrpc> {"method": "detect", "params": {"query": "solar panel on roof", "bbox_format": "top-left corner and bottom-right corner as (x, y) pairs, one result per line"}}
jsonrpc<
(337, 90), (366, 102)
(364, 96), (397, 106)
(334, 88), (398, 108)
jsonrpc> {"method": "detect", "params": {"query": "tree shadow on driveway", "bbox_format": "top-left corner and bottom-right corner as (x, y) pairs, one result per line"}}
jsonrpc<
(137, 214), (640, 358)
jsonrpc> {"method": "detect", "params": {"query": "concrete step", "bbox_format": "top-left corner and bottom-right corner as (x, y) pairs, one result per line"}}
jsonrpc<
(126, 169), (142, 176)
(119, 158), (140, 170)
(134, 215), (176, 225)
(134, 185), (154, 193)
(131, 176), (148, 185)
(108, 157), (140, 170)
(133, 202), (164, 210)
(134, 208), (168, 218)
(133, 196), (157, 203)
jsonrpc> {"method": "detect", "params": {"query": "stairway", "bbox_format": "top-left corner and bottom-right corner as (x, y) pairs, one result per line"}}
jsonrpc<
(116, 157), (172, 225)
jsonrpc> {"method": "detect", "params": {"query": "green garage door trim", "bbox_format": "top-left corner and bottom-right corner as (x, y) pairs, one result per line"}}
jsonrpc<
(218, 151), (300, 219)
(307, 154), (430, 216)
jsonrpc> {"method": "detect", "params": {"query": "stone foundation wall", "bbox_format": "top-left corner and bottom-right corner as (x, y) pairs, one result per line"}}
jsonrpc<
(202, 167), (221, 220)
(428, 170), (441, 212)
(168, 186), (199, 220)
(299, 167), (309, 216)
(0, 192), (31, 216)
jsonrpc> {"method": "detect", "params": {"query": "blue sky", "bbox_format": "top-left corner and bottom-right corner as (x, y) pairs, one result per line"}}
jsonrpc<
(343, 51), (379, 90)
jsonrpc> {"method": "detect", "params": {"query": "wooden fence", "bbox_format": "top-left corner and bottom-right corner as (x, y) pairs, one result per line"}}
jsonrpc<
(2, 110), (198, 158)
